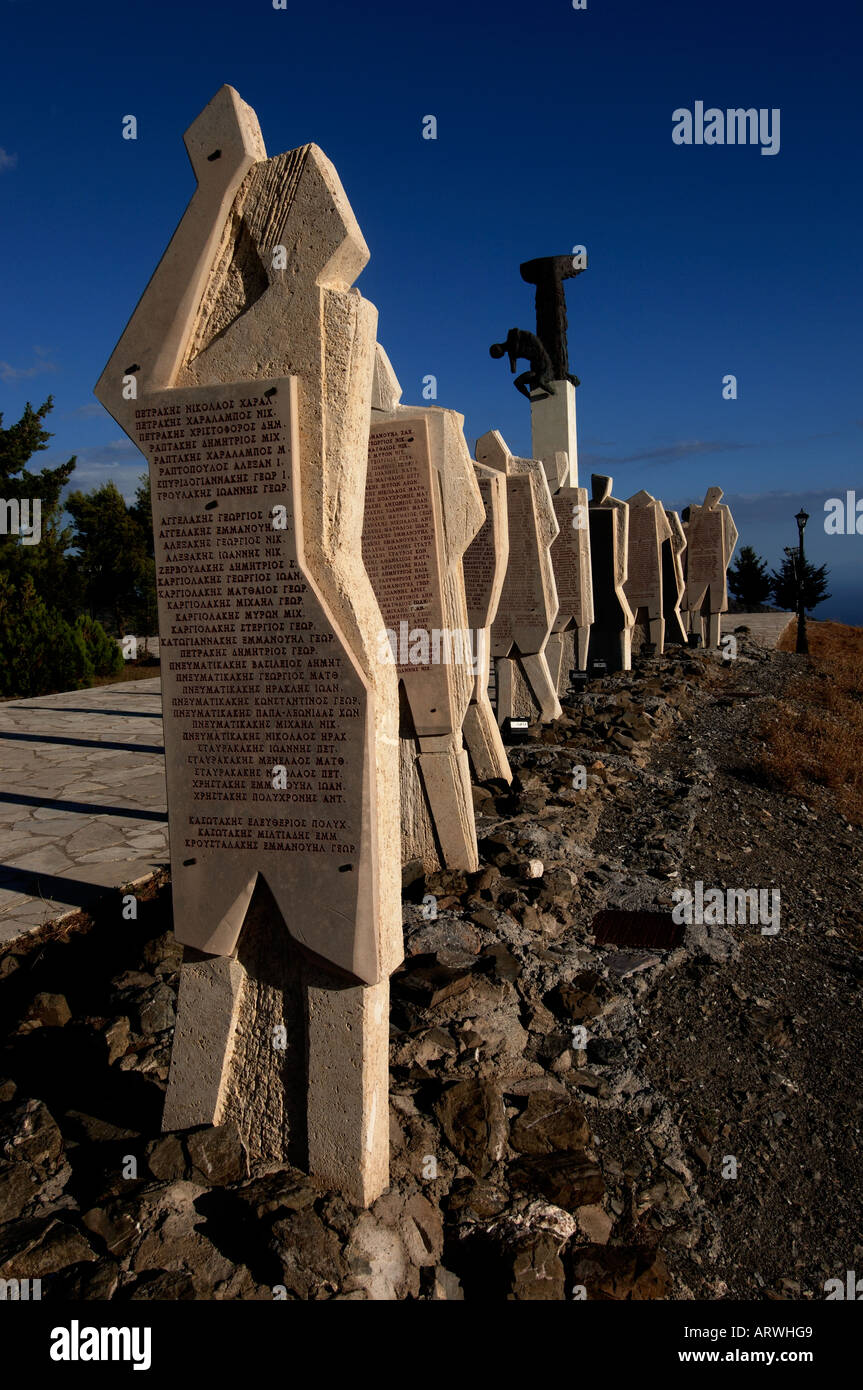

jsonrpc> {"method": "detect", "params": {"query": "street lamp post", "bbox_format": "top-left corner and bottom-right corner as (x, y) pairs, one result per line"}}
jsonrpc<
(795, 508), (809, 655)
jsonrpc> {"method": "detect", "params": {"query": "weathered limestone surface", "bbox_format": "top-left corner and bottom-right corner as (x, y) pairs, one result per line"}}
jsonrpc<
(366, 346), (484, 871)
(94, 86), (400, 1205)
(662, 509), (689, 647)
(623, 489), (687, 653)
(587, 474), (635, 673)
(477, 431), (561, 724)
(161, 956), (244, 1131)
(531, 381), (578, 487)
(546, 450), (593, 690)
(682, 487), (739, 648)
(461, 464), (512, 782)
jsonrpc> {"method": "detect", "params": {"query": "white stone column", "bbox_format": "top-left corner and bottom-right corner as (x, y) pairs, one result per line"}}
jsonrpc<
(531, 381), (578, 487)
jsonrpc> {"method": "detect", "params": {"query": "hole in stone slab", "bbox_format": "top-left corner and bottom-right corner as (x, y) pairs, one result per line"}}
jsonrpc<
(124, 364), (140, 374)
(338, 864), (353, 873)
(207, 148), (222, 161)
(591, 908), (683, 949)
(264, 387), (277, 398)
(182, 858), (196, 867)
(204, 501), (218, 510)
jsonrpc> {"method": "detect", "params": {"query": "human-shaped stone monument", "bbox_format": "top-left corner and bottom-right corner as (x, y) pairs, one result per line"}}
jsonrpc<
(587, 474), (635, 672)
(662, 509), (689, 646)
(477, 430), (562, 725)
(94, 86), (401, 1205)
(682, 487), (739, 648)
(461, 462), (512, 782)
(623, 489), (687, 653)
(545, 449), (594, 691)
(365, 346), (485, 871)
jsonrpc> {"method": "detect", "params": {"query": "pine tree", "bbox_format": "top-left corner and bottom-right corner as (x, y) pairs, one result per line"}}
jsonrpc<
(0, 573), (94, 697)
(0, 398), (78, 614)
(128, 472), (154, 557)
(727, 545), (772, 609)
(770, 551), (831, 613)
(128, 472), (157, 634)
(66, 481), (151, 635)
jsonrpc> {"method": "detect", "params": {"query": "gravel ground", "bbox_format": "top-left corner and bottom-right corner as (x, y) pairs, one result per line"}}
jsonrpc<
(599, 643), (863, 1298)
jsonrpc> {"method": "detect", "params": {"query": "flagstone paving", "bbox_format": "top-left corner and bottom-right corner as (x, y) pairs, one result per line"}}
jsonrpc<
(726, 612), (795, 648)
(0, 678), (167, 943)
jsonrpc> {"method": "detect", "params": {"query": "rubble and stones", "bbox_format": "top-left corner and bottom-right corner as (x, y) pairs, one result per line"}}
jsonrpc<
(0, 636), (860, 1298)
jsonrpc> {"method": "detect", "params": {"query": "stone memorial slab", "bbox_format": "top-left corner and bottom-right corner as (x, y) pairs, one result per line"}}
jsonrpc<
(662, 509), (689, 646)
(682, 487), (739, 648)
(94, 86), (400, 1205)
(367, 346), (484, 872)
(548, 470), (594, 691)
(587, 474), (634, 673)
(623, 489), (684, 653)
(365, 415), (446, 684)
(461, 463), (511, 782)
(134, 376), (376, 970)
(477, 430), (561, 724)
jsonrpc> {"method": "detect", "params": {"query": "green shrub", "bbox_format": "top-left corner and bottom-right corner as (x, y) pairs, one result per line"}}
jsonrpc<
(76, 613), (124, 676)
(0, 576), (94, 697)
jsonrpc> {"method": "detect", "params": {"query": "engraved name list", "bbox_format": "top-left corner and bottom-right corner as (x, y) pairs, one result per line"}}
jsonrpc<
(133, 378), (366, 861)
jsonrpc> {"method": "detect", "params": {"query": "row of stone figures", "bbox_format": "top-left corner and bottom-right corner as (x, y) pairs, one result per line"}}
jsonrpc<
(366, 350), (738, 881)
(94, 87), (738, 1208)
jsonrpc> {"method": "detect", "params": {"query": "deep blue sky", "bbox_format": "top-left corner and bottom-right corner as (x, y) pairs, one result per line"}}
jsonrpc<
(2, 0), (861, 618)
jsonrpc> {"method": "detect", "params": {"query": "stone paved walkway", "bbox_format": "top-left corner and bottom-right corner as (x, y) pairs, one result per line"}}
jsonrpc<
(725, 612), (795, 648)
(0, 679), (166, 943)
